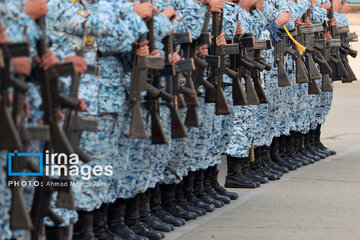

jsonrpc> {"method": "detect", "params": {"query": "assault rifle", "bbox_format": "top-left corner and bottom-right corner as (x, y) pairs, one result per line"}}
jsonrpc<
(162, 33), (196, 139)
(128, 0), (170, 144)
(327, 1), (348, 82)
(247, 40), (272, 104)
(62, 26), (98, 165)
(31, 17), (79, 239)
(171, 32), (200, 128)
(296, 19), (323, 94)
(337, 25), (357, 83)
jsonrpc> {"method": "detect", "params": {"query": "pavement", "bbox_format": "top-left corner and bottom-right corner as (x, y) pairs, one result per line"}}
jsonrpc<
(164, 15), (360, 240)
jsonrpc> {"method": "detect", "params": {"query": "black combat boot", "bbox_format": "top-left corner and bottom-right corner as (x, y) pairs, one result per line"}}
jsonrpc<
(72, 211), (96, 240)
(108, 198), (147, 240)
(262, 145), (288, 174)
(290, 132), (310, 166)
(210, 165), (238, 200)
(284, 135), (303, 168)
(315, 124), (336, 155)
(224, 155), (258, 188)
(150, 184), (186, 226)
(126, 195), (164, 240)
(313, 125), (331, 156)
(259, 146), (283, 176)
(299, 133), (319, 162)
(45, 226), (69, 240)
(161, 184), (198, 221)
(93, 204), (123, 240)
(303, 132), (321, 161)
(175, 181), (204, 217)
(294, 132), (315, 164)
(203, 167), (231, 204)
(140, 189), (174, 232)
(251, 148), (280, 181)
(194, 170), (224, 208)
(269, 137), (290, 173)
(310, 130), (328, 159)
(184, 171), (214, 213)
(240, 156), (268, 184)
(272, 136), (297, 171)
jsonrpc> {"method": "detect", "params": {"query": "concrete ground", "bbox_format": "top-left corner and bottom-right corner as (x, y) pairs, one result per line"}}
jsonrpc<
(164, 16), (360, 240)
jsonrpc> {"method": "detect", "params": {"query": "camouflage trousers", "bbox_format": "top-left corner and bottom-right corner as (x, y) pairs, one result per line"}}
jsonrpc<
(137, 104), (171, 192)
(225, 82), (255, 158)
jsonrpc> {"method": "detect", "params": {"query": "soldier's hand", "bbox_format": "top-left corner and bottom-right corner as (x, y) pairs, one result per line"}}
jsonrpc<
(256, 0), (264, 12)
(57, 110), (64, 120)
(216, 32), (226, 46)
(324, 31), (332, 40)
(305, 17), (312, 25)
(170, 52), (182, 63)
(12, 57), (32, 76)
(341, 3), (350, 14)
(162, 6), (177, 22)
(295, 18), (304, 26)
(136, 40), (150, 56)
(309, 0), (317, 9)
(320, 3), (331, 11)
(150, 50), (160, 56)
(25, 0), (47, 20)
(209, 0), (226, 13)
(197, 45), (208, 56)
(333, 0), (342, 12)
(133, 2), (159, 20)
(77, 99), (90, 113)
(328, 17), (338, 26)
(0, 25), (10, 43)
(275, 11), (291, 27)
(34, 51), (60, 70)
(64, 56), (88, 74)
(235, 22), (242, 36)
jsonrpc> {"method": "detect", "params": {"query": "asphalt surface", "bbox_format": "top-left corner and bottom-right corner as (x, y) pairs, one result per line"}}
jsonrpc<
(165, 15), (360, 240)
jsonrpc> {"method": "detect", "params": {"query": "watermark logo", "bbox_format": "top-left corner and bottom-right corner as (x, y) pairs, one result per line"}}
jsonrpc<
(7, 150), (113, 180)
(8, 150), (43, 176)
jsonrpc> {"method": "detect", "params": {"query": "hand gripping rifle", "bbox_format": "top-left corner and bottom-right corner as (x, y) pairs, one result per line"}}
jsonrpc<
(169, 32), (200, 128)
(246, 40), (272, 104)
(62, 25), (98, 165)
(31, 17), (80, 239)
(295, 11), (323, 95)
(162, 33), (195, 139)
(234, 33), (260, 105)
(337, 25), (357, 83)
(327, 1), (348, 82)
(128, 0), (169, 144)
(208, 12), (231, 115)
(0, 41), (45, 231)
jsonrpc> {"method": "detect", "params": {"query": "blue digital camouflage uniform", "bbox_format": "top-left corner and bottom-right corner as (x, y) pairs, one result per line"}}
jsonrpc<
(46, 0), (147, 221)
(226, 4), (277, 157)
(310, 3), (330, 132)
(163, 0), (208, 184)
(0, 1), (45, 238)
(203, 2), (239, 169)
(125, 0), (175, 196)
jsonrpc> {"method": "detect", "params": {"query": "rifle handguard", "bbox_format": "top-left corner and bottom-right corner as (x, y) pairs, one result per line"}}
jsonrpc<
(173, 32), (192, 45)
(224, 67), (238, 79)
(10, 77), (30, 93)
(194, 56), (209, 68)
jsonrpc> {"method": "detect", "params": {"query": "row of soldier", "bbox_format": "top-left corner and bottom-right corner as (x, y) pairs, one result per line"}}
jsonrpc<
(0, 0), (357, 239)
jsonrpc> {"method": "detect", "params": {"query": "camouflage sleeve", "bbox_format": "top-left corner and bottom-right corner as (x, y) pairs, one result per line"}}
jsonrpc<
(174, 2), (207, 40)
(154, 14), (174, 41)
(222, 2), (239, 40)
(47, 0), (146, 44)
(2, 2), (42, 57)
(311, 5), (328, 24)
(250, 10), (269, 39)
